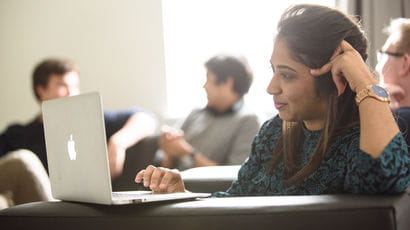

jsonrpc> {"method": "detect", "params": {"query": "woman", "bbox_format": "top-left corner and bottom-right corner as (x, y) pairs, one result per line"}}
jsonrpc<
(135, 4), (410, 195)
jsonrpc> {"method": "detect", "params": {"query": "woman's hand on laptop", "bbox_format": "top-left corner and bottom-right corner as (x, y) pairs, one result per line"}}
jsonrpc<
(135, 165), (186, 193)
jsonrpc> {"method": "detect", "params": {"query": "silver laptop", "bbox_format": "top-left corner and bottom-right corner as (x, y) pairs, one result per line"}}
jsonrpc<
(42, 92), (209, 205)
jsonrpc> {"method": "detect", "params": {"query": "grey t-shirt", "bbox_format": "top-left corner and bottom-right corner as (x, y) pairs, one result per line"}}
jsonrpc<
(177, 102), (261, 170)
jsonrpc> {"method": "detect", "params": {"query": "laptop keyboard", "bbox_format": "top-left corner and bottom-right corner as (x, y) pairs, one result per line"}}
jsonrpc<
(112, 191), (152, 200)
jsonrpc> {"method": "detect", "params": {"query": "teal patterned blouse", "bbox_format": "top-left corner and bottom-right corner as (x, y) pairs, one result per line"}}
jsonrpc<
(214, 115), (410, 197)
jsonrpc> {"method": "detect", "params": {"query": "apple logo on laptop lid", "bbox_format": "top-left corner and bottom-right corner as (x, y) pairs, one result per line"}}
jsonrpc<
(67, 134), (77, 160)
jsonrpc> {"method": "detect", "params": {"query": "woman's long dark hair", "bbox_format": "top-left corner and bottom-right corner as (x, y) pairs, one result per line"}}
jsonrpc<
(269, 4), (369, 185)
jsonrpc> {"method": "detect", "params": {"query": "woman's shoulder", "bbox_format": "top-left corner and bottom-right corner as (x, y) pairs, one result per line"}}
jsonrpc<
(258, 114), (283, 134)
(252, 115), (283, 151)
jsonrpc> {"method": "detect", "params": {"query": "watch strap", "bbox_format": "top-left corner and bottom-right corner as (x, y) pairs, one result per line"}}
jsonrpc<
(355, 85), (390, 105)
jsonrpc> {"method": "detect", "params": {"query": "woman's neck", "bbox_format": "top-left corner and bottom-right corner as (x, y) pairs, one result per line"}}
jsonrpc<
(303, 119), (325, 131)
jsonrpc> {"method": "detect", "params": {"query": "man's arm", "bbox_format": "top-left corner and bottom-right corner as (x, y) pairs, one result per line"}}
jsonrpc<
(108, 111), (157, 178)
(158, 129), (218, 168)
(159, 114), (261, 168)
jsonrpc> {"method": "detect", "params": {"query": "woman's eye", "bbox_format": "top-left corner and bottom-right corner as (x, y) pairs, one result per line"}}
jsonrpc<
(281, 73), (292, 79)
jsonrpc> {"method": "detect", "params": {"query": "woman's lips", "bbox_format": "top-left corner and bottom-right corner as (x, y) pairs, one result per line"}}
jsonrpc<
(274, 102), (287, 110)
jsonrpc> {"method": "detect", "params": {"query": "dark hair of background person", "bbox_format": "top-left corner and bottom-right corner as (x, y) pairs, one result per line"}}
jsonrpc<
(32, 58), (78, 101)
(204, 55), (253, 97)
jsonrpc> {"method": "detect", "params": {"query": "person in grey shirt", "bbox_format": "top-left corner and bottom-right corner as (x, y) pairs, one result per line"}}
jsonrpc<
(158, 55), (261, 170)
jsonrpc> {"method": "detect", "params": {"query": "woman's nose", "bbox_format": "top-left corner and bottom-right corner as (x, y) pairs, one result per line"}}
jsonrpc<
(266, 75), (280, 95)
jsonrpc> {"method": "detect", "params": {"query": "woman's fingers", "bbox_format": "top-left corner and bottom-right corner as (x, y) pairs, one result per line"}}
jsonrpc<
(150, 167), (166, 190)
(142, 165), (155, 187)
(134, 169), (145, 183)
(311, 40), (355, 76)
(339, 40), (355, 52)
(159, 169), (182, 192)
(310, 40), (357, 96)
(330, 45), (342, 61)
(310, 61), (347, 96)
(311, 40), (376, 95)
(134, 165), (185, 193)
(310, 61), (333, 77)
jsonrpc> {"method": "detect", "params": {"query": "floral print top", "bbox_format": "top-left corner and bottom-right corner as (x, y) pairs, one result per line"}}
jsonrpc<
(214, 115), (410, 197)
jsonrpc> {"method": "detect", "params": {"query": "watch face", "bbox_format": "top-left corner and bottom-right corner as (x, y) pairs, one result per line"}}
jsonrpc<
(371, 85), (389, 98)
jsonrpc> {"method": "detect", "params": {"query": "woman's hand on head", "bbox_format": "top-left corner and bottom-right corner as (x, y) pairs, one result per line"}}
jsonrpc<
(135, 165), (186, 193)
(310, 40), (377, 94)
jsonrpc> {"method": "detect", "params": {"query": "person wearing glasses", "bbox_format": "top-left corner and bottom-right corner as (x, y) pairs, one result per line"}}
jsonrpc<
(376, 18), (410, 149)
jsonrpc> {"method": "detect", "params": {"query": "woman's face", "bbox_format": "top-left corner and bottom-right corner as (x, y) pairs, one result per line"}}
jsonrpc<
(267, 38), (327, 130)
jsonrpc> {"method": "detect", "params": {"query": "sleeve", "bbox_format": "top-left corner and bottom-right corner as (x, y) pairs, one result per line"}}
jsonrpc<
(104, 109), (135, 140)
(0, 132), (9, 157)
(226, 114), (261, 165)
(344, 132), (410, 194)
(393, 109), (410, 152)
(179, 109), (200, 132)
(104, 108), (156, 140)
(0, 125), (20, 157)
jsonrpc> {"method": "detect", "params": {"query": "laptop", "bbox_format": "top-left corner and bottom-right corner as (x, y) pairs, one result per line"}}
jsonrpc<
(42, 92), (210, 205)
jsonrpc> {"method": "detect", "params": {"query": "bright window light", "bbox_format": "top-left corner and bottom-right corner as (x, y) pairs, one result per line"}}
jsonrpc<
(162, 0), (336, 119)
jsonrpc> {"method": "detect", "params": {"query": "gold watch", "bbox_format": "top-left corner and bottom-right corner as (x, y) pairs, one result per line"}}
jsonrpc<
(355, 85), (390, 105)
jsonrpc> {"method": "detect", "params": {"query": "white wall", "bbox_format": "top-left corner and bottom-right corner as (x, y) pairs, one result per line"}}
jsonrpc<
(0, 0), (167, 131)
